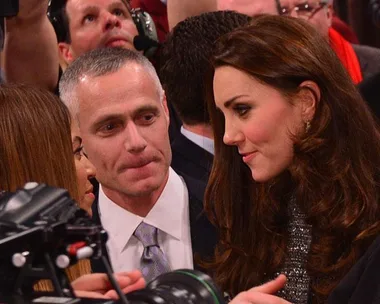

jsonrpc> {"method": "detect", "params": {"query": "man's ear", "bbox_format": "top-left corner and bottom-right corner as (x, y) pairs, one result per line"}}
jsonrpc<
(161, 91), (170, 124)
(58, 42), (74, 65)
(326, 4), (333, 27)
(297, 80), (320, 122)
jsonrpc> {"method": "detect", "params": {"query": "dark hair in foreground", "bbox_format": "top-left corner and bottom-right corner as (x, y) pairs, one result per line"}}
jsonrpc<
(160, 11), (251, 125)
(205, 15), (380, 302)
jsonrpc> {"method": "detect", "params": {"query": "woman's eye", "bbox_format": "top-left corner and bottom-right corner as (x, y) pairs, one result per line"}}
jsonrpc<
(74, 146), (84, 160)
(233, 105), (250, 117)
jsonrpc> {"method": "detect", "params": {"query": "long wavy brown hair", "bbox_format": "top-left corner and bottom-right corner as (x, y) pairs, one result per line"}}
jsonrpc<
(205, 15), (380, 303)
(0, 84), (91, 288)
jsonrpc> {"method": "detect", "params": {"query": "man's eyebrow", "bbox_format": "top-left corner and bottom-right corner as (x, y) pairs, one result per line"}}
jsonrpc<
(91, 114), (125, 131)
(108, 1), (130, 10)
(91, 106), (159, 130)
(133, 105), (159, 116)
(79, 5), (99, 14)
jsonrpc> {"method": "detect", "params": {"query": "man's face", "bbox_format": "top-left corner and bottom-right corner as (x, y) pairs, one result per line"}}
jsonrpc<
(278, 0), (332, 38)
(76, 63), (172, 198)
(59, 0), (139, 64)
(217, 0), (278, 16)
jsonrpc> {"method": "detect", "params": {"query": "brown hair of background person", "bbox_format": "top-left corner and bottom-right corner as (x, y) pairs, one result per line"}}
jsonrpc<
(0, 84), (90, 286)
(205, 15), (380, 302)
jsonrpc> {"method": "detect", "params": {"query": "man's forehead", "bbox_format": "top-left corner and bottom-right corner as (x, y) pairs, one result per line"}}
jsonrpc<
(66, 0), (128, 11)
(218, 0), (277, 15)
(75, 65), (159, 104)
(279, 0), (321, 5)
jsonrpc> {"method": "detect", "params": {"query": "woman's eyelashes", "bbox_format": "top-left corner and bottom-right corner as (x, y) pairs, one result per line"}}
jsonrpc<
(74, 145), (85, 160)
(233, 103), (251, 117)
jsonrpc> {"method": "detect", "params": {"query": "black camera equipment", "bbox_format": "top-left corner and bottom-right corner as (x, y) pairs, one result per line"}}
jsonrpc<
(0, 183), (225, 304)
(0, 0), (19, 50)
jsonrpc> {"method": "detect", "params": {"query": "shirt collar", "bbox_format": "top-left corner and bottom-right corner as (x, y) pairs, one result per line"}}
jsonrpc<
(98, 168), (187, 252)
(181, 126), (214, 155)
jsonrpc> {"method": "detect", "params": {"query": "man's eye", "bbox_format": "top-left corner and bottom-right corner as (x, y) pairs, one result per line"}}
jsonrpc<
(83, 14), (96, 23)
(297, 3), (314, 12)
(113, 8), (125, 17)
(104, 124), (116, 131)
(138, 113), (156, 125)
(98, 122), (121, 135)
(143, 114), (154, 121)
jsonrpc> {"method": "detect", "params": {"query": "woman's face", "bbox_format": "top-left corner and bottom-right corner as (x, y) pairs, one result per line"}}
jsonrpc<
(71, 122), (96, 216)
(213, 66), (305, 182)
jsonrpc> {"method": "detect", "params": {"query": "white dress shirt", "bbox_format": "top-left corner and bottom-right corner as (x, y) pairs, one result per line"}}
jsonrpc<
(181, 126), (215, 155)
(98, 167), (194, 273)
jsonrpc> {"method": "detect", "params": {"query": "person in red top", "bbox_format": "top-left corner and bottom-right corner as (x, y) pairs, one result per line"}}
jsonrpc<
(218, 0), (380, 84)
(275, 0), (380, 83)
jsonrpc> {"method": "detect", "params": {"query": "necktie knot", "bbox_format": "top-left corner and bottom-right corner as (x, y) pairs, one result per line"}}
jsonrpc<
(133, 221), (171, 282)
(133, 222), (159, 248)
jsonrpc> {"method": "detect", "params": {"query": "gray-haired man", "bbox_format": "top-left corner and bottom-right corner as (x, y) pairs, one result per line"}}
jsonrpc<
(59, 47), (216, 282)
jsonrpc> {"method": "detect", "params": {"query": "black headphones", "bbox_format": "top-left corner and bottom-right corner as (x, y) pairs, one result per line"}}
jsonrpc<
(369, 0), (380, 28)
(47, 0), (159, 58)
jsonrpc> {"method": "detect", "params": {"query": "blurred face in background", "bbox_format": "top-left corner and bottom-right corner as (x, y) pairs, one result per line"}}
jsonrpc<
(72, 122), (97, 216)
(217, 0), (278, 16)
(59, 0), (139, 64)
(278, 0), (332, 38)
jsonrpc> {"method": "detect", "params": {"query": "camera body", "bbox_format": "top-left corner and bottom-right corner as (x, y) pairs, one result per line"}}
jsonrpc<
(0, 184), (225, 304)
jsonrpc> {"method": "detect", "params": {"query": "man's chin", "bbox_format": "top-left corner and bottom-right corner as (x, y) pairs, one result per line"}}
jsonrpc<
(104, 40), (136, 51)
(124, 183), (161, 198)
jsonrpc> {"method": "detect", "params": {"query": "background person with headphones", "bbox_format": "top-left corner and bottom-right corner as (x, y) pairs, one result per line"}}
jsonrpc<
(3, 0), (159, 91)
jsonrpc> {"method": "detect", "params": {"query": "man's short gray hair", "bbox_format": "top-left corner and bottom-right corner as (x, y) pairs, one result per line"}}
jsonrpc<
(59, 47), (163, 119)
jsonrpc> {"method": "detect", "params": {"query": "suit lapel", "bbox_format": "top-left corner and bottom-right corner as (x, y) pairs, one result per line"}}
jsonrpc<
(182, 174), (217, 270)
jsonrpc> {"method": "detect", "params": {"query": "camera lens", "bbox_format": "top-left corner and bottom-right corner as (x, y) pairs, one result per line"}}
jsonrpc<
(125, 269), (225, 304)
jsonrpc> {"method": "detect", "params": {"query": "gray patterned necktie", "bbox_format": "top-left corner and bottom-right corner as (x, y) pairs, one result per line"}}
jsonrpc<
(133, 222), (171, 282)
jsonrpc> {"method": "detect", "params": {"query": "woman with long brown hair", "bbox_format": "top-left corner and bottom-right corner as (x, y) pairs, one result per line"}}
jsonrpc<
(0, 84), (145, 297)
(206, 15), (380, 303)
(0, 83), (95, 286)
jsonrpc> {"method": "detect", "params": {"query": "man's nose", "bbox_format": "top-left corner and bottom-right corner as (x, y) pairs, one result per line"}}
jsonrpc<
(103, 12), (121, 31)
(124, 123), (147, 154)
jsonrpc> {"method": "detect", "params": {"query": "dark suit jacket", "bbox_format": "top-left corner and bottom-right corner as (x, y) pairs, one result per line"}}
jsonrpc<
(90, 174), (217, 274)
(328, 235), (380, 304)
(353, 44), (380, 81)
(358, 71), (380, 120)
(171, 132), (214, 184)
